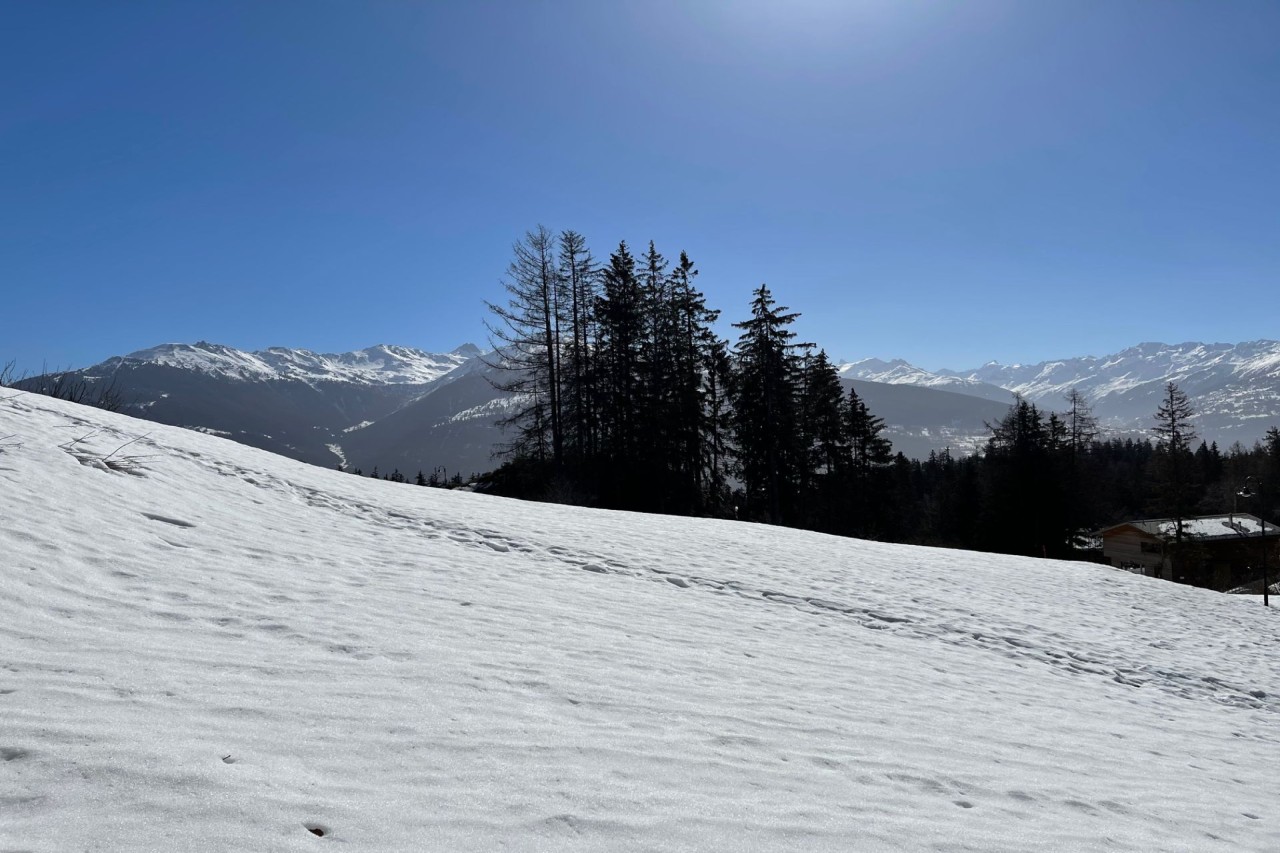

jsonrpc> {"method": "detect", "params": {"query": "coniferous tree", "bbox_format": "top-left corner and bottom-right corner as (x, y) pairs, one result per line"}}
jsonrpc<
(794, 350), (846, 530)
(1151, 381), (1198, 565)
(731, 285), (807, 524)
(636, 241), (677, 509)
(701, 331), (735, 514)
(845, 385), (894, 536)
(1063, 388), (1099, 457)
(1060, 388), (1100, 542)
(799, 350), (847, 481)
(558, 230), (599, 463)
(594, 241), (646, 504)
(1265, 427), (1280, 521)
(666, 250), (726, 513)
(979, 397), (1067, 557)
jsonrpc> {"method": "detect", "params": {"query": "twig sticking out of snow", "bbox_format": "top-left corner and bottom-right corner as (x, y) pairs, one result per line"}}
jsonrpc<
(59, 430), (99, 450)
(57, 430), (156, 475)
(103, 432), (151, 461)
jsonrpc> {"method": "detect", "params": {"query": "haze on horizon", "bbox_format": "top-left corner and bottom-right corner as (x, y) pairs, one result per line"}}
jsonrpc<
(3, 1), (1277, 374)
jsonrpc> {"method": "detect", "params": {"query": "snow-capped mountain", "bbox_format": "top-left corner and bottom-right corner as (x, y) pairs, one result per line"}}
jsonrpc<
(944, 340), (1280, 400)
(840, 341), (1280, 448)
(839, 358), (1011, 403)
(944, 340), (1280, 445)
(19, 342), (505, 477)
(122, 341), (479, 386)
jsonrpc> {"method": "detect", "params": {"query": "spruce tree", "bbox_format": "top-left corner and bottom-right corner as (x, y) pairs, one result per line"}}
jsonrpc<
(594, 241), (646, 503)
(844, 385), (893, 536)
(666, 250), (726, 514)
(979, 397), (1066, 556)
(731, 285), (807, 525)
(796, 350), (846, 530)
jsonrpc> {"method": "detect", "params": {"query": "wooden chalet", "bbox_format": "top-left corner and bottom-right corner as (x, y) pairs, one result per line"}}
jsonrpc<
(1099, 513), (1280, 591)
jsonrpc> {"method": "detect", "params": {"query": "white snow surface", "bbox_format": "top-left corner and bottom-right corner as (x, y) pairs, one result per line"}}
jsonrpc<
(122, 342), (481, 386)
(1160, 516), (1271, 539)
(3, 394), (1280, 851)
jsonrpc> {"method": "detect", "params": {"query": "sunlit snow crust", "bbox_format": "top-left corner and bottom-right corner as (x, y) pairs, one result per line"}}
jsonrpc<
(2, 393), (1278, 851)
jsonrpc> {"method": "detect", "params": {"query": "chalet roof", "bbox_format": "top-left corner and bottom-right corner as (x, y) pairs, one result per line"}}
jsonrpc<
(1099, 514), (1276, 542)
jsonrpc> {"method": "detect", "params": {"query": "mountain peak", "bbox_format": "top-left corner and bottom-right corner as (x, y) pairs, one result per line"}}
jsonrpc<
(114, 341), (476, 386)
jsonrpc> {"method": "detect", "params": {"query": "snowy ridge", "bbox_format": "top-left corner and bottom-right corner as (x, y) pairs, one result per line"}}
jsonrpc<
(943, 341), (1280, 401)
(121, 341), (483, 386)
(839, 358), (1008, 401)
(3, 392), (1280, 850)
(840, 340), (1280, 443)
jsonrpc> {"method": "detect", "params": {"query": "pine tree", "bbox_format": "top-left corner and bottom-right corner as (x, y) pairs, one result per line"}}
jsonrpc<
(636, 241), (676, 509)
(665, 250), (726, 514)
(979, 397), (1066, 556)
(844, 385), (893, 536)
(594, 241), (646, 503)
(701, 331), (735, 514)
(800, 350), (846, 480)
(795, 350), (846, 530)
(846, 387), (893, 479)
(731, 285), (807, 525)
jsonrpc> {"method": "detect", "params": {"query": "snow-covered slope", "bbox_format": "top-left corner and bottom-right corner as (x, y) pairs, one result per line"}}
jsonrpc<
(122, 341), (477, 386)
(3, 393), (1279, 851)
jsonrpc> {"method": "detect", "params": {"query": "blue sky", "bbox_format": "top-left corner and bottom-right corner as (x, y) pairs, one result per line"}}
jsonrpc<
(3, 0), (1278, 374)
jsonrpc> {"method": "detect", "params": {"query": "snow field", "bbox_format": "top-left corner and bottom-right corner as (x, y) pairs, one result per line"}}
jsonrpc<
(1, 393), (1278, 851)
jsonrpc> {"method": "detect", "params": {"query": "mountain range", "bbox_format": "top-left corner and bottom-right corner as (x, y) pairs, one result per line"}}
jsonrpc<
(21, 339), (1280, 478)
(844, 340), (1280, 448)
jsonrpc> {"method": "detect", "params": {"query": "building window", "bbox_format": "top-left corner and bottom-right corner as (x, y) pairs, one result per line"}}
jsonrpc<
(1140, 541), (1162, 554)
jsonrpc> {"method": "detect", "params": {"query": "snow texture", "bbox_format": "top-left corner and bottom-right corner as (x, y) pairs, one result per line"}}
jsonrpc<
(2, 393), (1279, 851)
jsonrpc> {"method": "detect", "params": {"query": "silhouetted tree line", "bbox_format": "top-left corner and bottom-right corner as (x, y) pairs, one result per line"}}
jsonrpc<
(479, 227), (1280, 560)
(480, 226), (901, 535)
(890, 390), (1279, 559)
(343, 464), (475, 490)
